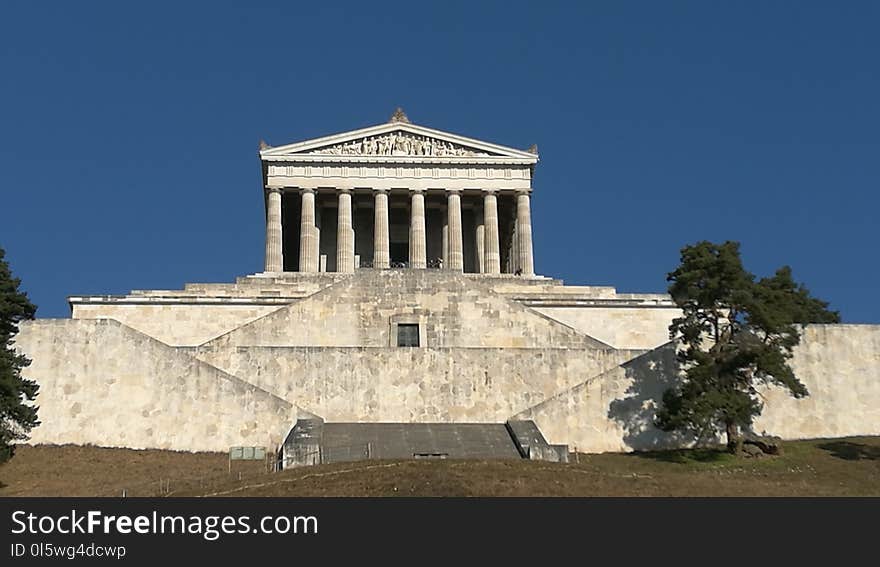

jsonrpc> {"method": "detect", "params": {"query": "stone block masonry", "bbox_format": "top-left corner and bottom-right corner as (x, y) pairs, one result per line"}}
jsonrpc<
(15, 319), (295, 452)
(15, 271), (880, 455)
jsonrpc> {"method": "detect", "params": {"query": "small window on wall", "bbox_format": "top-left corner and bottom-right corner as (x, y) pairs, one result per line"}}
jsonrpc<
(397, 324), (420, 347)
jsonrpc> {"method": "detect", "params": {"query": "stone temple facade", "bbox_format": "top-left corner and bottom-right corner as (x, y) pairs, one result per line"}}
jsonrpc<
(15, 111), (880, 465)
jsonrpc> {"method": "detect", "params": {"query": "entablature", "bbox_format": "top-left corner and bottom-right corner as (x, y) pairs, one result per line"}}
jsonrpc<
(265, 162), (534, 192)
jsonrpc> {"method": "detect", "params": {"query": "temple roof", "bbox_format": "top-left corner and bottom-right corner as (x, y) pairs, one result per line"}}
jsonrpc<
(259, 113), (539, 164)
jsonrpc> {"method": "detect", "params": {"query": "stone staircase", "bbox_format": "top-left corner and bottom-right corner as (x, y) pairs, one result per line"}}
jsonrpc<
(281, 417), (568, 468)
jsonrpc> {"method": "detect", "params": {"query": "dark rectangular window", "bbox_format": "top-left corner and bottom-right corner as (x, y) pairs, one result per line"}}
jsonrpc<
(397, 324), (420, 347)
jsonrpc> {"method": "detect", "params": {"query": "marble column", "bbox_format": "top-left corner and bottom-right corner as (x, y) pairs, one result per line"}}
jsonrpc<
(374, 190), (390, 269)
(483, 191), (500, 274)
(447, 190), (463, 272)
(516, 190), (535, 276)
(299, 189), (317, 273)
(409, 190), (427, 269)
(336, 190), (354, 273)
(475, 206), (485, 274)
(264, 188), (283, 272)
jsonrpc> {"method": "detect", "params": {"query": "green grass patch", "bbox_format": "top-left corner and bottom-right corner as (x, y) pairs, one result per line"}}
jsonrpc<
(2, 436), (878, 497)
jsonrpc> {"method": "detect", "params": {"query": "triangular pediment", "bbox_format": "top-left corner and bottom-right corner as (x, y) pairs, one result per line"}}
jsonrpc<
(260, 122), (538, 162)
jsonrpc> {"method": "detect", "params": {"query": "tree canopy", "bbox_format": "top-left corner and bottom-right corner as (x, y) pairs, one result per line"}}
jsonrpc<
(0, 246), (39, 464)
(655, 240), (840, 453)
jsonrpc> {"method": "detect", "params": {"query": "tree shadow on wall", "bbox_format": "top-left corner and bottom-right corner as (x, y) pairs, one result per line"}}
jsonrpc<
(818, 441), (880, 461)
(607, 343), (699, 452)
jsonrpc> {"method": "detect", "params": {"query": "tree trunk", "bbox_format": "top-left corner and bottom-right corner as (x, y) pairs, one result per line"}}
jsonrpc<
(725, 422), (742, 455)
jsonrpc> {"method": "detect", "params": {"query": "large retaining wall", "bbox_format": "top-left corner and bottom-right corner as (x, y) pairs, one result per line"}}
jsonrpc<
(514, 325), (880, 452)
(753, 325), (880, 439)
(512, 344), (681, 453)
(68, 274), (341, 346)
(14, 275), (880, 455)
(532, 306), (678, 350)
(201, 270), (607, 349)
(15, 319), (295, 452)
(67, 272), (677, 349)
(192, 345), (642, 423)
(72, 304), (281, 346)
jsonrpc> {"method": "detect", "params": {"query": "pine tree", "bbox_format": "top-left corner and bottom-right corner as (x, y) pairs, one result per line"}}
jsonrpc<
(0, 246), (39, 464)
(655, 241), (839, 454)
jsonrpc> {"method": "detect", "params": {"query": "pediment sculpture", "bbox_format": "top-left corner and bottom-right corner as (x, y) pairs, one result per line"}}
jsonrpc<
(308, 132), (492, 157)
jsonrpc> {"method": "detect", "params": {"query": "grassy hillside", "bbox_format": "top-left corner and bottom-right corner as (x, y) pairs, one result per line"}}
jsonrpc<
(1, 437), (878, 497)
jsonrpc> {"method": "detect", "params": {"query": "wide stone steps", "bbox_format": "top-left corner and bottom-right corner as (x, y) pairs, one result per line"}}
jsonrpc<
(281, 418), (568, 468)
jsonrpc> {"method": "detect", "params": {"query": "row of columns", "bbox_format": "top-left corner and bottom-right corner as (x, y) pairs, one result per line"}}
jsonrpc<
(264, 188), (534, 276)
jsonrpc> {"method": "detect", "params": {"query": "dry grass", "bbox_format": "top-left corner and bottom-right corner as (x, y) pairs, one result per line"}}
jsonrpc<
(1, 437), (878, 497)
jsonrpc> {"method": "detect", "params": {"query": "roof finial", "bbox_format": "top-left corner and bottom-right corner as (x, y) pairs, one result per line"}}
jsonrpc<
(389, 107), (411, 124)
(526, 144), (538, 155)
(259, 139), (271, 150)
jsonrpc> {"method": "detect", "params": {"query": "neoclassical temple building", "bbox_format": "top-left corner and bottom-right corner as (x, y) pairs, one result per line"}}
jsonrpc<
(259, 108), (538, 276)
(16, 110), (880, 465)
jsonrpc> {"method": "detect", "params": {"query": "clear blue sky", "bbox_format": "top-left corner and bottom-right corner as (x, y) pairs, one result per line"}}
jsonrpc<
(2, 2), (878, 321)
